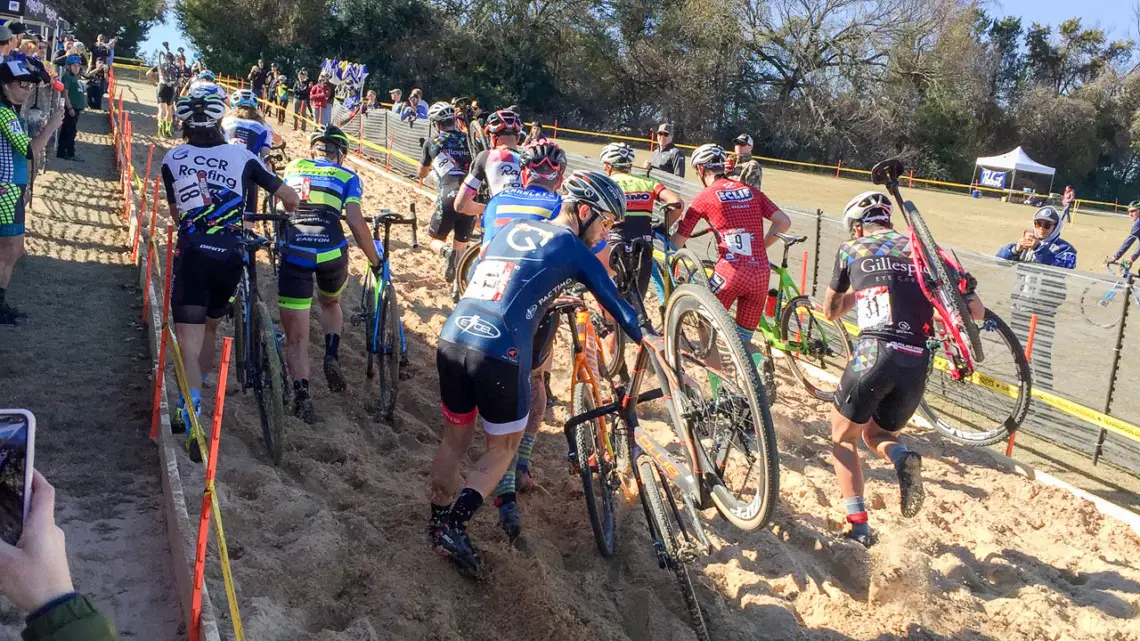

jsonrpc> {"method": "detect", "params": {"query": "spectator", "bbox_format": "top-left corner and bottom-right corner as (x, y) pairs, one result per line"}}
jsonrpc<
(0, 25), (15, 61)
(309, 73), (332, 125)
(273, 73), (289, 124)
(1061, 185), (1075, 223)
(996, 206), (1076, 390)
(646, 122), (685, 177)
(402, 87), (427, 121)
(527, 122), (546, 144)
(292, 69), (312, 131)
(90, 35), (110, 67)
(0, 471), (119, 640)
(58, 55), (84, 161)
(265, 62), (281, 113)
(388, 87), (402, 113)
(727, 133), (762, 191)
(86, 60), (107, 110)
(247, 58), (268, 99)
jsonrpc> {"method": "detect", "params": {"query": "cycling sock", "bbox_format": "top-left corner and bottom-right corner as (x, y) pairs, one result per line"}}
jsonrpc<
(516, 434), (536, 472)
(844, 495), (870, 537)
(449, 488), (484, 533)
(325, 333), (340, 359)
(494, 452), (518, 496)
(294, 378), (310, 395)
(885, 444), (910, 470)
(0, 287), (6, 307)
(494, 491), (516, 507)
(430, 503), (451, 529)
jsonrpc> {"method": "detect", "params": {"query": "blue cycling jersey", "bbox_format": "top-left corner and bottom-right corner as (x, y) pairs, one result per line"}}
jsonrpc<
(481, 185), (562, 247)
(441, 219), (642, 365)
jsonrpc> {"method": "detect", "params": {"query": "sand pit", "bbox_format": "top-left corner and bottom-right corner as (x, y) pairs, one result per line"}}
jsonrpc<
(111, 78), (1140, 641)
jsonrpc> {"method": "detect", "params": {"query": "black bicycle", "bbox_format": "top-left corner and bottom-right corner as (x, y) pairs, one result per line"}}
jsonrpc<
(233, 213), (291, 465)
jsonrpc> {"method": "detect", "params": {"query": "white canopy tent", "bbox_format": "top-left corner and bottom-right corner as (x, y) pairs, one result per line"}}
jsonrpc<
(973, 146), (1056, 195)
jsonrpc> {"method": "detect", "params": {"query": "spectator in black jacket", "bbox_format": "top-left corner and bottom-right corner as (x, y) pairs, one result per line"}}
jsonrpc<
(292, 69), (312, 131)
(645, 122), (685, 178)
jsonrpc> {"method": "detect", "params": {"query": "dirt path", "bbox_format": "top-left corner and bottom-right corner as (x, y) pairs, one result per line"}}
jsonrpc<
(113, 77), (1140, 641)
(0, 108), (181, 635)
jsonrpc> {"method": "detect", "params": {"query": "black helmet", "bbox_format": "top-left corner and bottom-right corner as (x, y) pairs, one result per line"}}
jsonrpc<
(519, 141), (566, 183)
(310, 124), (350, 155)
(484, 109), (522, 137)
(563, 170), (626, 222)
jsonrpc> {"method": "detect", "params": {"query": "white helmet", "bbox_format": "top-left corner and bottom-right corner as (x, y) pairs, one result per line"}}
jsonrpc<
(843, 191), (893, 231)
(428, 101), (456, 123)
(690, 143), (727, 171)
(600, 142), (635, 169)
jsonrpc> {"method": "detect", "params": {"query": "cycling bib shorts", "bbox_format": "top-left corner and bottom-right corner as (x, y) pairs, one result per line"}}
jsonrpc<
(170, 235), (244, 325)
(428, 187), (475, 243)
(834, 337), (931, 431)
(438, 339), (529, 434)
(0, 184), (27, 237)
(708, 260), (770, 342)
(277, 238), (350, 310)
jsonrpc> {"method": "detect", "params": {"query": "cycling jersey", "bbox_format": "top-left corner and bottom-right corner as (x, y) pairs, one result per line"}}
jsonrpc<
(221, 116), (274, 156)
(0, 105), (32, 185)
(188, 80), (227, 101)
(610, 171), (666, 241)
(441, 219), (642, 368)
(480, 185), (562, 247)
(461, 147), (520, 199)
(160, 141), (282, 235)
(830, 229), (933, 347)
(421, 130), (472, 190)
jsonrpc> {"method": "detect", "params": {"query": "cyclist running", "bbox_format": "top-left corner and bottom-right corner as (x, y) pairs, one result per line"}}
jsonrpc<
(417, 102), (472, 283)
(822, 191), (984, 547)
(146, 52), (180, 136)
(160, 94), (300, 428)
(453, 109), (522, 219)
(186, 70), (227, 101)
(277, 125), (384, 422)
(429, 171), (649, 574)
(671, 143), (791, 347)
(221, 90), (283, 157)
(1105, 200), (1140, 272)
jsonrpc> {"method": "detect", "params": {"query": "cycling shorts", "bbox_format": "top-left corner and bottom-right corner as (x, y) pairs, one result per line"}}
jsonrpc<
(428, 187), (475, 243)
(708, 259), (771, 339)
(157, 84), (176, 105)
(171, 235), (244, 325)
(0, 184), (27, 237)
(438, 339), (529, 434)
(278, 245), (350, 310)
(532, 309), (561, 369)
(834, 337), (931, 432)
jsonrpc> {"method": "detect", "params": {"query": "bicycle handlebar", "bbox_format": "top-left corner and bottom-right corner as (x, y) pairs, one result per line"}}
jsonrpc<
(244, 212), (290, 222)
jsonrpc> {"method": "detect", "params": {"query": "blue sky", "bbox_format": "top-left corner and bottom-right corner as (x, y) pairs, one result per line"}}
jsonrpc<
(138, 11), (193, 60)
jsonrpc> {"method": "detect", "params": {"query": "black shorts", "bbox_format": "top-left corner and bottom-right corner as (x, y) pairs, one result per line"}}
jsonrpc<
(157, 84), (175, 105)
(532, 310), (561, 369)
(428, 188), (476, 243)
(834, 337), (931, 431)
(438, 340), (529, 434)
(278, 245), (350, 311)
(171, 235), (244, 325)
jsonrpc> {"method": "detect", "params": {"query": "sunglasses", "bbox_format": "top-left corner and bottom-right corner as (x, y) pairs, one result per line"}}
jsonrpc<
(13, 81), (33, 90)
(1034, 220), (1056, 228)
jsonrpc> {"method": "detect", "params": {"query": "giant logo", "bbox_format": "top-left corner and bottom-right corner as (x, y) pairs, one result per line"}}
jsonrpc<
(454, 314), (501, 339)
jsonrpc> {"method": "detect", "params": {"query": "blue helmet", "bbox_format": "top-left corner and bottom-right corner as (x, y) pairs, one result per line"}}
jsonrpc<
(198, 70), (216, 82)
(229, 89), (257, 109)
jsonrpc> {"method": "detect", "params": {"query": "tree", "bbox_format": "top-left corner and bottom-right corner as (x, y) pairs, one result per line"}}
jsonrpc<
(54, 0), (165, 56)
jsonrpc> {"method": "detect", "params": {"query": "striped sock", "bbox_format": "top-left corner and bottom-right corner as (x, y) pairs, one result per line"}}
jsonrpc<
(844, 495), (870, 537)
(494, 451), (519, 497)
(516, 434), (536, 473)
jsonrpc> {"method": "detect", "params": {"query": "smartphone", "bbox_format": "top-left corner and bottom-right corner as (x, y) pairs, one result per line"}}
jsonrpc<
(0, 409), (35, 546)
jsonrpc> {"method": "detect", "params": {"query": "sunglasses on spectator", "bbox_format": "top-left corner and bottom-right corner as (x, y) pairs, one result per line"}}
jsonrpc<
(1034, 220), (1055, 229)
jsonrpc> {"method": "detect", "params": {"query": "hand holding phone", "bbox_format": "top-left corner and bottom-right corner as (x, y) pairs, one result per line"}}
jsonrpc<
(0, 470), (75, 612)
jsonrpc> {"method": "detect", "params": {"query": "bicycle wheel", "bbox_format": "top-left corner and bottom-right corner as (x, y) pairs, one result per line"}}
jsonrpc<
(779, 295), (851, 401)
(376, 283), (401, 419)
(1080, 280), (1124, 329)
(907, 212), (984, 362)
(232, 282), (248, 387)
(637, 455), (710, 641)
(919, 309), (1031, 446)
(453, 244), (481, 300)
(573, 382), (617, 558)
(589, 307), (625, 380)
(665, 284), (778, 531)
(361, 274), (377, 379)
(253, 301), (287, 465)
(671, 248), (710, 288)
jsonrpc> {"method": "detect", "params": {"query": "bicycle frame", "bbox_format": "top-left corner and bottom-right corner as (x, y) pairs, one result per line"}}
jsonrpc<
(557, 301), (616, 463)
(754, 236), (808, 353)
(360, 211), (418, 358)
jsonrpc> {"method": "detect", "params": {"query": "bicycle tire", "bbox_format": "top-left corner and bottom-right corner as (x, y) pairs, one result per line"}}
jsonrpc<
(671, 248), (711, 289)
(253, 301), (287, 465)
(233, 282), (248, 387)
(637, 456), (711, 641)
(377, 284), (401, 419)
(594, 311), (625, 381)
(1079, 280), (1124, 329)
(573, 382), (617, 558)
(362, 273), (376, 379)
(665, 284), (778, 531)
(779, 295), (851, 401)
(907, 211), (985, 362)
(919, 309), (1030, 447)
(453, 244), (481, 300)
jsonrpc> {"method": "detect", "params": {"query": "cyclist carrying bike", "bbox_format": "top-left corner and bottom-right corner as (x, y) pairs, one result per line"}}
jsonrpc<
(1106, 200), (1140, 273)
(418, 101), (473, 283)
(671, 143), (791, 347)
(160, 94), (300, 428)
(221, 89), (282, 157)
(429, 170), (650, 575)
(453, 109), (522, 220)
(146, 51), (179, 136)
(278, 125), (384, 422)
(822, 191), (984, 547)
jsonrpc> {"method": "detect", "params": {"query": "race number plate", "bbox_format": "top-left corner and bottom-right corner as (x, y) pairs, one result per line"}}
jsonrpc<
(723, 228), (753, 257)
(856, 285), (892, 330)
(464, 260), (517, 302)
(173, 172), (207, 212)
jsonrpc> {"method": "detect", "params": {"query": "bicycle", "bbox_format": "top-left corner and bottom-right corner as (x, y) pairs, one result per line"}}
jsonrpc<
(1080, 260), (1138, 328)
(233, 213), (292, 465)
(350, 204), (419, 420)
(257, 140), (291, 276)
(863, 159), (1030, 446)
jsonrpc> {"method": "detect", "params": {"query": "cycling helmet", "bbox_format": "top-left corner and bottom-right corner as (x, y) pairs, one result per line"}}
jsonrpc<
(1128, 200), (1140, 211)
(485, 109), (522, 137)
(564, 170), (627, 225)
(175, 94), (227, 128)
(229, 89), (257, 109)
(600, 142), (636, 169)
(690, 143), (727, 171)
(842, 191), (893, 231)
(198, 70), (216, 82)
(310, 124), (350, 156)
(428, 101), (456, 123)
(520, 141), (566, 183)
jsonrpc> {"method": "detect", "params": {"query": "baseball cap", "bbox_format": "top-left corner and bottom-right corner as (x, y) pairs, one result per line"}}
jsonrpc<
(733, 133), (753, 146)
(1033, 207), (1060, 225)
(657, 123), (674, 135)
(0, 26), (12, 42)
(8, 22), (25, 35)
(389, 88), (401, 94)
(66, 55), (82, 65)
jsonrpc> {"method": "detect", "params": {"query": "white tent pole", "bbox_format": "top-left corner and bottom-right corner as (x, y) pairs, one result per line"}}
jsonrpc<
(1012, 169), (1017, 201)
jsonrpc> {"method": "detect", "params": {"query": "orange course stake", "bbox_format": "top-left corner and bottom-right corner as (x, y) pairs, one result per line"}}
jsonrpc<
(835, 160), (842, 178)
(908, 169), (914, 188)
(149, 229), (175, 441)
(1005, 313), (1039, 457)
(552, 119), (558, 140)
(800, 251), (809, 293)
(189, 338), (233, 641)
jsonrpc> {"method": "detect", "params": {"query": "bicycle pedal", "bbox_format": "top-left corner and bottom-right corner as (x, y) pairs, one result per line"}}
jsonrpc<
(350, 312), (364, 326)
